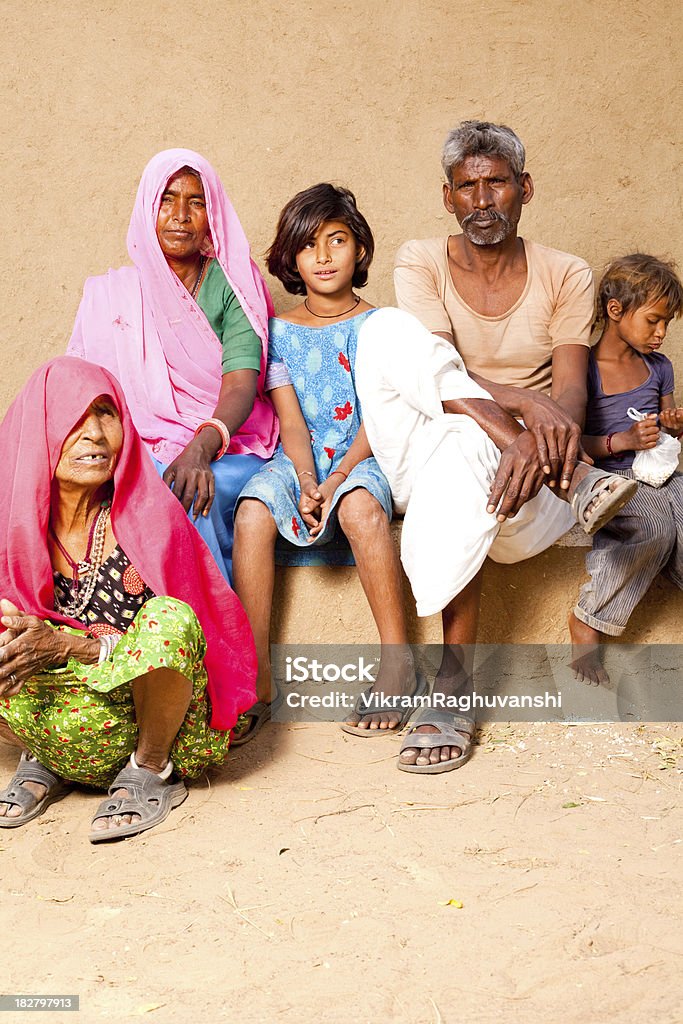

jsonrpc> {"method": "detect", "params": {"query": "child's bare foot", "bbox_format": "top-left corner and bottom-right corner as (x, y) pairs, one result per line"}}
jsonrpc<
(343, 648), (417, 733)
(568, 612), (612, 687)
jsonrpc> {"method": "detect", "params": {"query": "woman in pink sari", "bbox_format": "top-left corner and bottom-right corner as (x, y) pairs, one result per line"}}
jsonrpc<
(0, 358), (256, 842)
(68, 149), (278, 583)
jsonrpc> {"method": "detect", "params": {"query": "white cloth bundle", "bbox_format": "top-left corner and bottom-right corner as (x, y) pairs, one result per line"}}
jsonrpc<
(628, 407), (681, 487)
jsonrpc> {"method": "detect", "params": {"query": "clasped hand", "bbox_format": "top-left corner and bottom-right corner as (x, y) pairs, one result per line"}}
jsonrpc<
(487, 430), (555, 522)
(0, 600), (63, 696)
(518, 391), (590, 489)
(298, 475), (343, 539)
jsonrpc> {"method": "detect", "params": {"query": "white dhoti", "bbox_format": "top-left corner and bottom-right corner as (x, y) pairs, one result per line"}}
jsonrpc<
(356, 308), (574, 617)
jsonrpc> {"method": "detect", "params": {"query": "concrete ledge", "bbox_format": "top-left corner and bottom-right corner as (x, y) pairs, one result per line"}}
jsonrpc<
(271, 519), (596, 646)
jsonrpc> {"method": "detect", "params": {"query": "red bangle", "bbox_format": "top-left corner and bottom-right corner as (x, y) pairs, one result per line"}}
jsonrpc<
(330, 469), (348, 481)
(605, 433), (616, 457)
(195, 418), (230, 460)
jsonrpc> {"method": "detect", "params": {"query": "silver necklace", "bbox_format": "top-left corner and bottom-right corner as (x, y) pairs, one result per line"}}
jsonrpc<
(54, 505), (111, 619)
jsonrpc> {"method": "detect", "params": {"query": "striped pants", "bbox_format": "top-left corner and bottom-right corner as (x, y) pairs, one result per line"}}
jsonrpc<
(575, 470), (683, 636)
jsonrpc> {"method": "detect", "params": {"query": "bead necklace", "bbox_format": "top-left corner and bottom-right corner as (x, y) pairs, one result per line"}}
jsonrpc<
(304, 294), (360, 319)
(51, 503), (111, 619)
(190, 255), (208, 299)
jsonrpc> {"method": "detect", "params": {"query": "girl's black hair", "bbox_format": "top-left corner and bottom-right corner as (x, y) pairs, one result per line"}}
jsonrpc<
(266, 183), (374, 295)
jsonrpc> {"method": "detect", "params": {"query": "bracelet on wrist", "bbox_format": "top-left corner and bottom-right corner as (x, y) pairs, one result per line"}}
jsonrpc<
(97, 633), (120, 664)
(297, 469), (315, 479)
(605, 433), (617, 457)
(194, 418), (230, 460)
(330, 469), (348, 481)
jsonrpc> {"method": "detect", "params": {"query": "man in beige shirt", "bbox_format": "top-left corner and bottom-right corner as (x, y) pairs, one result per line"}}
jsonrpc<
(353, 121), (635, 773)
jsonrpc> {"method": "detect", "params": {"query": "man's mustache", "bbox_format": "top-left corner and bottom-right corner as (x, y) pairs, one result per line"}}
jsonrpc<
(462, 210), (510, 227)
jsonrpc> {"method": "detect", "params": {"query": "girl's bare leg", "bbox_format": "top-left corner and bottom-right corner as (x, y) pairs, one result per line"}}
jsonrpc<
(337, 489), (415, 730)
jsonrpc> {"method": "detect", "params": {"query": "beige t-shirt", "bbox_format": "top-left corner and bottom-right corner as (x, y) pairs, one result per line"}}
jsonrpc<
(394, 237), (594, 394)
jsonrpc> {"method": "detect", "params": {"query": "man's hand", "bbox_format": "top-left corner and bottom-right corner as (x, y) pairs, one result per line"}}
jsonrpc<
(659, 407), (683, 435)
(518, 391), (591, 489)
(163, 435), (216, 519)
(487, 431), (547, 521)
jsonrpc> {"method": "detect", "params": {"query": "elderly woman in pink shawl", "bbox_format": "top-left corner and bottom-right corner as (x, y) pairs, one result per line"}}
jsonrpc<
(68, 149), (278, 584)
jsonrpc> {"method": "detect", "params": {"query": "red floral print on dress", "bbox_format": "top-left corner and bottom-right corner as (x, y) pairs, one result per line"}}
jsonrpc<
(291, 517), (300, 539)
(123, 564), (146, 595)
(333, 401), (352, 421)
(323, 447), (336, 460)
(338, 352), (351, 372)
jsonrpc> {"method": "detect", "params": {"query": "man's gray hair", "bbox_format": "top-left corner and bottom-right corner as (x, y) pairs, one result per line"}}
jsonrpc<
(441, 121), (526, 184)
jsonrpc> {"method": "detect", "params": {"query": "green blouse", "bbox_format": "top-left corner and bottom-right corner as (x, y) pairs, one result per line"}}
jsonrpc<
(196, 259), (263, 374)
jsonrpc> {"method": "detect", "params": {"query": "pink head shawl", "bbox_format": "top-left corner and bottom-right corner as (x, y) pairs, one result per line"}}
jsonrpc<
(68, 148), (278, 465)
(0, 357), (257, 730)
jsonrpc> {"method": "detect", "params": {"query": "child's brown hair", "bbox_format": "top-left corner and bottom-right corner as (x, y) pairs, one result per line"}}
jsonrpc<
(266, 183), (374, 296)
(598, 253), (683, 323)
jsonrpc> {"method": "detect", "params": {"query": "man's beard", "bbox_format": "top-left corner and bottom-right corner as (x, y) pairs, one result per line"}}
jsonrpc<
(461, 210), (515, 246)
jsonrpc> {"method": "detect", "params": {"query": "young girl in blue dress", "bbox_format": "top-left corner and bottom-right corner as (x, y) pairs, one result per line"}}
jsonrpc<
(233, 184), (421, 742)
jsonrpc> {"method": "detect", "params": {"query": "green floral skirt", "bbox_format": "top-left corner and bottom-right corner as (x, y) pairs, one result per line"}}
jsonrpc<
(0, 596), (231, 788)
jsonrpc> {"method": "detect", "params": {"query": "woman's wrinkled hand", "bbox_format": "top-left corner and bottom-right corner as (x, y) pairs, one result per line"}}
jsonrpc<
(308, 476), (343, 539)
(0, 600), (64, 696)
(487, 431), (547, 521)
(298, 476), (323, 530)
(518, 391), (591, 489)
(163, 436), (216, 520)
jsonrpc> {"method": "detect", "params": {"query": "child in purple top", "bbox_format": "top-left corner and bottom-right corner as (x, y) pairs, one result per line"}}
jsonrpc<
(570, 254), (683, 685)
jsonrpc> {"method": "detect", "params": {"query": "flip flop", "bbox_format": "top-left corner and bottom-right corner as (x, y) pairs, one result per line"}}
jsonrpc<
(398, 708), (475, 774)
(571, 469), (637, 535)
(89, 760), (187, 843)
(0, 751), (73, 828)
(340, 672), (428, 737)
(230, 687), (283, 747)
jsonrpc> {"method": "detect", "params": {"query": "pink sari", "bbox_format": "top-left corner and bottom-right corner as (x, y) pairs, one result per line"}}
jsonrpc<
(0, 357), (257, 730)
(68, 148), (278, 466)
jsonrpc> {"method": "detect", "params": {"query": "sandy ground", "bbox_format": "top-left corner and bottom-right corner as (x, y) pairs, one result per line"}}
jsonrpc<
(1, 718), (681, 1024)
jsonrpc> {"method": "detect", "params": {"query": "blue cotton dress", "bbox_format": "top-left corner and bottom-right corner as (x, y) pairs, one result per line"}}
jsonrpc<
(237, 309), (392, 566)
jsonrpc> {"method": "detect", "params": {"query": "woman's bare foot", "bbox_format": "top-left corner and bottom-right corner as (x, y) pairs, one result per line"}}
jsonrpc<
(344, 648), (417, 732)
(0, 752), (72, 824)
(230, 659), (275, 743)
(0, 779), (46, 817)
(89, 753), (170, 834)
(568, 612), (611, 687)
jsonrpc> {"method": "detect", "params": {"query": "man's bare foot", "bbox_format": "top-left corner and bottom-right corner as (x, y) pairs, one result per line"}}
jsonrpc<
(568, 612), (611, 687)
(566, 467), (621, 520)
(344, 649), (417, 732)
(399, 658), (471, 766)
